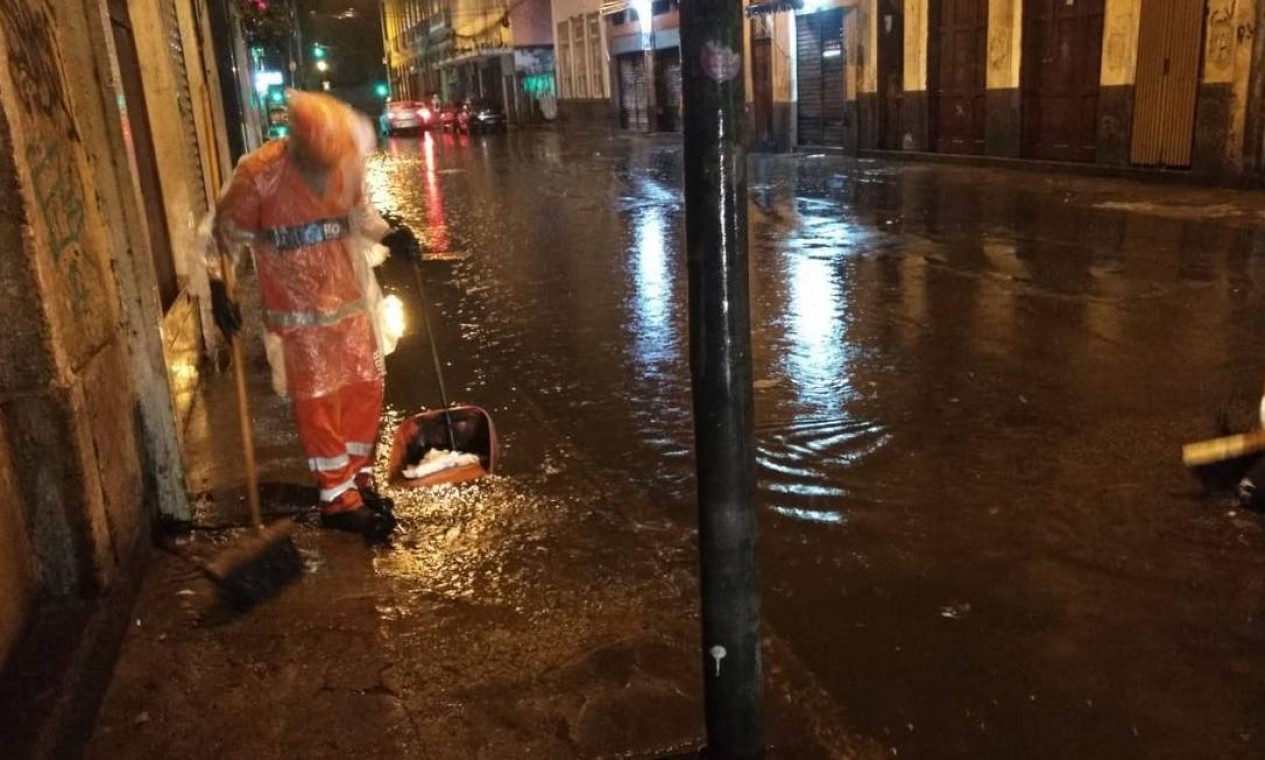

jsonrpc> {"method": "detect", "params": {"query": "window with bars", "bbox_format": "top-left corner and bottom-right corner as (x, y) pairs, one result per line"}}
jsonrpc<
(587, 13), (603, 97)
(557, 21), (571, 98)
(571, 16), (588, 98)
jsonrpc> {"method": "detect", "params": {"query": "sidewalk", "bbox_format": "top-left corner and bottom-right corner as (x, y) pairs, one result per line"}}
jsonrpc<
(85, 266), (880, 758)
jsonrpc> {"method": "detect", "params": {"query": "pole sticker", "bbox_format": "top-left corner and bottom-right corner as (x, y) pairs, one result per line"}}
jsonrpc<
(701, 41), (741, 83)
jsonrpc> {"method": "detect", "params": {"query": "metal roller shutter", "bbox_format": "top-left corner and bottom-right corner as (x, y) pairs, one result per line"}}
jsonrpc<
(161, 0), (209, 214)
(797, 9), (845, 147)
(1130, 0), (1202, 167)
(619, 53), (650, 132)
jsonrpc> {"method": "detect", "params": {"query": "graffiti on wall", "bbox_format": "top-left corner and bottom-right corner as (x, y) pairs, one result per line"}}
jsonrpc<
(0, 0), (97, 316)
(0, 1), (73, 122)
(1209, 1), (1237, 68)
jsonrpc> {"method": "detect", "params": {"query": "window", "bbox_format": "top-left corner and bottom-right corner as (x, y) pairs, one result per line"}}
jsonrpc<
(572, 16), (588, 97)
(587, 14), (603, 98)
(557, 21), (571, 98)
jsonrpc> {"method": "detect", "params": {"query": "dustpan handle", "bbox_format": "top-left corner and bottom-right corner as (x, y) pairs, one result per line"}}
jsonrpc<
(410, 254), (458, 452)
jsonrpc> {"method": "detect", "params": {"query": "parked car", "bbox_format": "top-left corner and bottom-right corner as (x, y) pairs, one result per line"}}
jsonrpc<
(382, 100), (435, 135)
(466, 99), (506, 134)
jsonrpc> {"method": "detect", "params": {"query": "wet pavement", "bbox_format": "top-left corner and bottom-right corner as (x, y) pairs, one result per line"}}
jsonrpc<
(91, 131), (1265, 758)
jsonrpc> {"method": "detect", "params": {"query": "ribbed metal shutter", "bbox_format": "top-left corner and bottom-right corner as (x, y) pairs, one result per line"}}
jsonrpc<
(797, 15), (824, 145)
(655, 48), (682, 132)
(161, 0), (209, 214)
(619, 53), (649, 131)
(1130, 0), (1202, 167)
(797, 9), (846, 147)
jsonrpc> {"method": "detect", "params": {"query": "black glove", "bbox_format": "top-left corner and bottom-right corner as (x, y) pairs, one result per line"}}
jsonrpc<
(209, 279), (242, 338)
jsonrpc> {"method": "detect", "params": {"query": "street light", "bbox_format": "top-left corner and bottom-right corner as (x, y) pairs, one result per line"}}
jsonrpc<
(316, 59), (329, 72)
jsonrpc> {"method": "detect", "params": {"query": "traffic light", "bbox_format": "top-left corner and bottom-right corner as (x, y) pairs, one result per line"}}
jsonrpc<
(375, 83), (389, 99)
(312, 43), (326, 60)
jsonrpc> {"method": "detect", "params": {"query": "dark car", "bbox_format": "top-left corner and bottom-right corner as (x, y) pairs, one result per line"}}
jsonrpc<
(465, 99), (506, 134)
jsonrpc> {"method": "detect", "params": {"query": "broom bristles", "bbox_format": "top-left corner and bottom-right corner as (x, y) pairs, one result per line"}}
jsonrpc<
(203, 521), (303, 609)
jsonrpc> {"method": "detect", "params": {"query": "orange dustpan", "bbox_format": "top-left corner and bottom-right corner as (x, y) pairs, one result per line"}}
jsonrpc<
(388, 251), (498, 488)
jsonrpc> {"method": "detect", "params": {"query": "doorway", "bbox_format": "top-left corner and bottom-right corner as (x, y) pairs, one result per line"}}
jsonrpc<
(929, 0), (987, 154)
(877, 0), (905, 149)
(797, 8), (847, 147)
(1130, 0), (1203, 167)
(1021, 0), (1105, 162)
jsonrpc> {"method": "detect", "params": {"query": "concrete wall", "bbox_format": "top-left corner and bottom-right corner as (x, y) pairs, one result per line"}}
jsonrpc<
(513, 0), (555, 47)
(0, 418), (32, 666)
(1098, 0), (1140, 166)
(984, 0), (1021, 157)
(0, 0), (141, 605)
(0, 0), (221, 665)
(552, 0), (610, 103)
(1195, 0), (1258, 174)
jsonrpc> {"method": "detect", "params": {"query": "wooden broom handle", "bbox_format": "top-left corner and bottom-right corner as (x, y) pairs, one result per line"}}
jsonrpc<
(220, 252), (263, 530)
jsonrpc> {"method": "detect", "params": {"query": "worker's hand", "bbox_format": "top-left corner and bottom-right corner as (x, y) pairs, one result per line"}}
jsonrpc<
(209, 279), (242, 339)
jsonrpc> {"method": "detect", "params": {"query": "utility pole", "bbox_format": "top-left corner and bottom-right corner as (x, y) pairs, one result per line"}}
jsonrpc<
(679, 0), (763, 757)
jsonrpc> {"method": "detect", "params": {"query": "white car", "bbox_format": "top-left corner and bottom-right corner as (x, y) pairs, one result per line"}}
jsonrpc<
(382, 100), (435, 135)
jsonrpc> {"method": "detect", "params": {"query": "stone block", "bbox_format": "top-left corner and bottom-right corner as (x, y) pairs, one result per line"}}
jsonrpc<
(1, 385), (111, 597)
(0, 112), (59, 396)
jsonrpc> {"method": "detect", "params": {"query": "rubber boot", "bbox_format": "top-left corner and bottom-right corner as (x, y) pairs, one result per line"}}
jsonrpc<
(354, 472), (395, 516)
(320, 490), (396, 544)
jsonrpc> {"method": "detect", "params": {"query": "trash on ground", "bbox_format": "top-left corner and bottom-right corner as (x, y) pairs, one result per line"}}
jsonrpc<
(403, 448), (482, 480)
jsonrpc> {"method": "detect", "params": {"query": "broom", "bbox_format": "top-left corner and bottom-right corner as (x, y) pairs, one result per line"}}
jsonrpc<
(201, 255), (303, 609)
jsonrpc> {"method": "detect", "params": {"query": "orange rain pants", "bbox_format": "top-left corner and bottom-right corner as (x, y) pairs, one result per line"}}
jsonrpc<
(293, 378), (384, 513)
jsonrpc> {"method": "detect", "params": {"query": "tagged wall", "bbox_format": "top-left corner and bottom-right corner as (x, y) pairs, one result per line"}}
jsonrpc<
(1200, 0), (1257, 170)
(0, 0), (151, 640)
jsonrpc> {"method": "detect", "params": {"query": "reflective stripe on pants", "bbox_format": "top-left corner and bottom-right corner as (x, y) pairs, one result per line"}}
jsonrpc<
(293, 378), (385, 513)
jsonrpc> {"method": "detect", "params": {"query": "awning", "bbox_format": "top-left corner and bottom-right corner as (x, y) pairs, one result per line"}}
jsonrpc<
(745, 0), (802, 16)
(436, 48), (512, 70)
(599, 1), (630, 15)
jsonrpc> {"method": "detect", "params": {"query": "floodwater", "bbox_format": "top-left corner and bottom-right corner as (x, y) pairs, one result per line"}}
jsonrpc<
(367, 131), (1265, 758)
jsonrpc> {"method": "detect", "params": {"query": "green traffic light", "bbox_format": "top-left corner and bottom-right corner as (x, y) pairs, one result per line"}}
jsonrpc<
(270, 90), (284, 104)
(312, 44), (326, 60)
(375, 83), (389, 98)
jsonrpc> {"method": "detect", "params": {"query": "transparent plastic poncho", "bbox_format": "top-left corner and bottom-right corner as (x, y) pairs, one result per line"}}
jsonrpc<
(191, 94), (397, 399)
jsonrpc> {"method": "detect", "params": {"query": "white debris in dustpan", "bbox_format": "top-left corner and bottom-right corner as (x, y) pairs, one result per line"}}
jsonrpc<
(403, 448), (481, 480)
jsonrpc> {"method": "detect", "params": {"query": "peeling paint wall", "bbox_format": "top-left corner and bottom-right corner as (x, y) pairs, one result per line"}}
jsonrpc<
(1101, 0), (1140, 87)
(986, 0), (1020, 90)
(0, 0), (212, 665)
(903, 0), (927, 93)
(1196, 0), (1258, 172)
(0, 0), (139, 601)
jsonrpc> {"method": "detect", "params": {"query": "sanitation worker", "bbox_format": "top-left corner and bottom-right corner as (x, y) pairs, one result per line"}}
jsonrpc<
(209, 91), (396, 543)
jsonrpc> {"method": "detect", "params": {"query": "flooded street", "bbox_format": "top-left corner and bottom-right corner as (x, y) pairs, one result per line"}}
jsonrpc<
(371, 131), (1265, 758)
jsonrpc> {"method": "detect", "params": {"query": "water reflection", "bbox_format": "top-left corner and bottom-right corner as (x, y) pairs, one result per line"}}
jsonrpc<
(421, 133), (451, 252)
(625, 177), (682, 377)
(754, 180), (889, 524)
(629, 204), (674, 368)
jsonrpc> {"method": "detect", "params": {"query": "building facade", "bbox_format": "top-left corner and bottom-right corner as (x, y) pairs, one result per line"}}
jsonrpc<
(551, 0), (1265, 178)
(780, 0), (1265, 175)
(553, 0), (614, 127)
(382, 0), (556, 122)
(0, 0), (240, 687)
